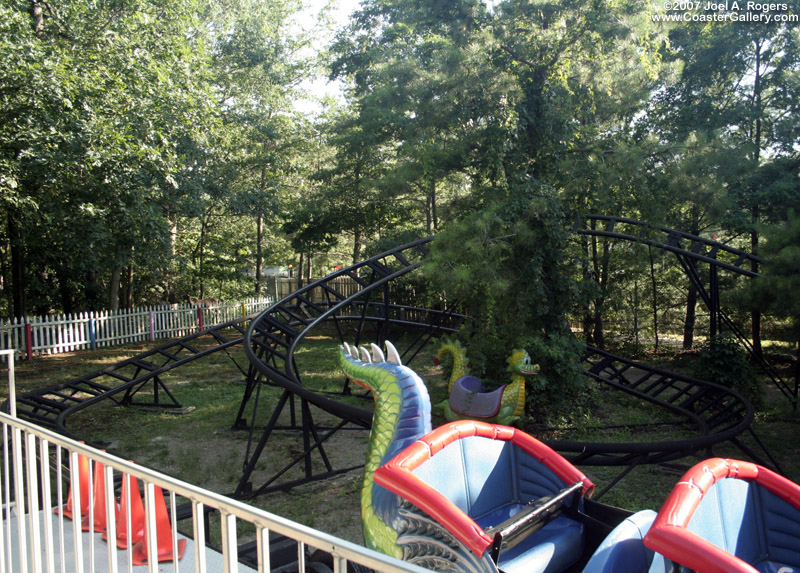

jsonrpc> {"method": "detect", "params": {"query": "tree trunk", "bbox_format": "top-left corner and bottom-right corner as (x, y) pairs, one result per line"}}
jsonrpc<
(199, 236), (205, 299)
(683, 281), (698, 350)
(581, 233), (593, 344)
(109, 267), (121, 311)
(125, 262), (134, 308)
(751, 223), (762, 356)
(751, 38), (763, 357)
(1, 236), (13, 315)
(430, 178), (438, 233)
(8, 210), (26, 318)
(165, 212), (178, 302)
(648, 246), (659, 350)
(633, 279), (639, 346)
(84, 270), (103, 311)
(352, 230), (362, 268)
(297, 252), (304, 290)
(425, 194), (433, 235)
(591, 234), (610, 349)
(57, 266), (75, 315)
(29, 0), (44, 35)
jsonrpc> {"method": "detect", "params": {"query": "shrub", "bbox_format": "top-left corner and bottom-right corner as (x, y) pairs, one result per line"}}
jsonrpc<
(693, 333), (764, 409)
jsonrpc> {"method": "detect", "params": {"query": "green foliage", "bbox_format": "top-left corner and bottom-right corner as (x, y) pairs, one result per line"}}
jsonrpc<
(751, 210), (800, 343)
(0, 0), (320, 314)
(425, 182), (591, 422)
(693, 334), (764, 409)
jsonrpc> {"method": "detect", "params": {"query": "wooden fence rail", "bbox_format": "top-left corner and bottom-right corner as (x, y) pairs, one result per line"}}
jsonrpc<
(0, 297), (274, 360)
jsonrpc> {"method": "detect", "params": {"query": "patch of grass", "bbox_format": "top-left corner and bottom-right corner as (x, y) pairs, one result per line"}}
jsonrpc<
(6, 332), (799, 547)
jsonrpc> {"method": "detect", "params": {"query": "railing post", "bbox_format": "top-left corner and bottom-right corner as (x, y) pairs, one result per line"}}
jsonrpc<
(89, 317), (97, 351)
(197, 307), (204, 332)
(25, 322), (32, 360)
(149, 311), (155, 341)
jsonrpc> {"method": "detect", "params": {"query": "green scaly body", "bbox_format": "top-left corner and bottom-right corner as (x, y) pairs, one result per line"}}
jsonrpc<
(437, 339), (471, 392)
(504, 348), (538, 417)
(339, 344), (431, 559)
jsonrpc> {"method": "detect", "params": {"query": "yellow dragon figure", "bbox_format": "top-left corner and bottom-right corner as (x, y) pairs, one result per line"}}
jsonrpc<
(436, 339), (471, 392)
(438, 341), (539, 425)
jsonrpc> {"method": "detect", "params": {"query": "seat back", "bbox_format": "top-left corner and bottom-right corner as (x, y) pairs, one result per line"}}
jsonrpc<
(686, 478), (761, 562)
(411, 435), (570, 522)
(644, 458), (800, 573)
(583, 510), (668, 573)
(374, 420), (594, 560)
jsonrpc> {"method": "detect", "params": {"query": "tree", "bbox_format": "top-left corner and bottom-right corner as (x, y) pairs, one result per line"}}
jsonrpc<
(751, 210), (800, 392)
(425, 183), (590, 422)
(0, 0), (317, 313)
(330, 0), (515, 230)
(650, 5), (800, 352)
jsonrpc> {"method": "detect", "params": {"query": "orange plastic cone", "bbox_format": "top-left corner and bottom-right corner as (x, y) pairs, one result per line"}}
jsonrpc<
(56, 452), (90, 520)
(82, 460), (118, 533)
(103, 472), (145, 549)
(131, 486), (186, 565)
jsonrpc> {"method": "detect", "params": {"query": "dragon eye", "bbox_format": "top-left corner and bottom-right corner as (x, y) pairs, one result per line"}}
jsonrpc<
(523, 356), (530, 365)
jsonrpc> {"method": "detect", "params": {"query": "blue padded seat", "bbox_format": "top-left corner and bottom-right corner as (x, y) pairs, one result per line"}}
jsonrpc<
(412, 435), (584, 573)
(583, 510), (675, 573)
(645, 459), (800, 573)
(686, 478), (800, 572)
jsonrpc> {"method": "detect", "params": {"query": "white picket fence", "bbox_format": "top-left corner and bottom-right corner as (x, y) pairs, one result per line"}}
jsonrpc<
(0, 298), (273, 360)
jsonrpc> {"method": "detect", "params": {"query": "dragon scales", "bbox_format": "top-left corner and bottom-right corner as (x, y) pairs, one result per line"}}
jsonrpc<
(340, 341), (497, 571)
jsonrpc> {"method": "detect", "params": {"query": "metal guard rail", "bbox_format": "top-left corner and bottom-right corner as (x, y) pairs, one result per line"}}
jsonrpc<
(0, 411), (428, 573)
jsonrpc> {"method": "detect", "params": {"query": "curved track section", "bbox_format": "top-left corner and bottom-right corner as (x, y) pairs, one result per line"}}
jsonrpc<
(8, 317), (251, 437)
(239, 223), (779, 497)
(576, 214), (793, 403)
(6, 217), (779, 500)
(236, 238), (466, 497)
(575, 214), (764, 276)
(577, 347), (753, 464)
(238, 237), (462, 426)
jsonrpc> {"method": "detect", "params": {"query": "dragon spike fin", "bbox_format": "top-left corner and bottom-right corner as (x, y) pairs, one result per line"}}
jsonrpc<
(349, 344), (359, 359)
(359, 346), (371, 363)
(342, 342), (351, 356)
(384, 340), (402, 365)
(370, 343), (385, 363)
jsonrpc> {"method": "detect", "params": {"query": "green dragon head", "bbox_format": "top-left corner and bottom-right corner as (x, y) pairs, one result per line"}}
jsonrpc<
(507, 349), (539, 377)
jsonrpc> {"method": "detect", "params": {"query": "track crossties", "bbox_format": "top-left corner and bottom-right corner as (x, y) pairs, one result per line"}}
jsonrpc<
(539, 346), (754, 467)
(6, 318), (250, 437)
(5, 221), (776, 498)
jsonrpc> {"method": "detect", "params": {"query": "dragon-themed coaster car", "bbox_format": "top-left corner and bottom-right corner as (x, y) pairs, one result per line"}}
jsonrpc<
(375, 420), (596, 573)
(341, 341), (800, 573)
(437, 340), (538, 426)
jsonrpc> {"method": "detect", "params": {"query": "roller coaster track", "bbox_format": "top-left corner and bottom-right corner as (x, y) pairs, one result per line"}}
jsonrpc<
(235, 237), (466, 497)
(6, 318), (252, 436)
(565, 346), (771, 497)
(575, 214), (795, 405)
(6, 217), (783, 501)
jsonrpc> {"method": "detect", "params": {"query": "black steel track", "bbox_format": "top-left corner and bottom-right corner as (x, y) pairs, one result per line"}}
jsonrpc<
(5, 318), (251, 437)
(574, 214), (764, 276)
(575, 214), (794, 405)
(235, 238), (466, 497)
(5, 216), (783, 500)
